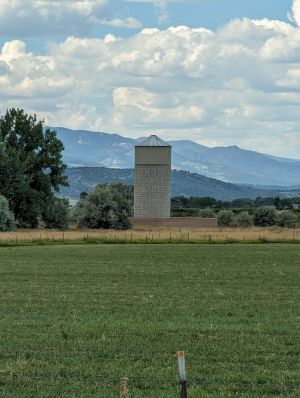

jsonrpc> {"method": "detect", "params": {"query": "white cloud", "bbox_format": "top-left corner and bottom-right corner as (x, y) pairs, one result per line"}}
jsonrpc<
(0, 40), (74, 98)
(0, 0), (141, 36)
(1, 40), (27, 61)
(276, 68), (300, 89)
(1, 9), (300, 157)
(290, 0), (300, 26)
(112, 87), (206, 128)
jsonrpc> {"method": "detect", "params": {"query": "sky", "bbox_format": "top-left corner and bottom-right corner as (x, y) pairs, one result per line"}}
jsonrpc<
(0, 0), (299, 158)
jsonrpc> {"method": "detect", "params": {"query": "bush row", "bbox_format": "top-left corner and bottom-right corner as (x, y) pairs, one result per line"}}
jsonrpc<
(0, 184), (133, 231)
(2, 188), (299, 231)
(208, 208), (297, 228)
(0, 194), (69, 231)
(171, 207), (299, 227)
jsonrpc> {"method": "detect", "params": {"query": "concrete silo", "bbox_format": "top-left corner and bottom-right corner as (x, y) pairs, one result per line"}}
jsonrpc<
(134, 135), (171, 218)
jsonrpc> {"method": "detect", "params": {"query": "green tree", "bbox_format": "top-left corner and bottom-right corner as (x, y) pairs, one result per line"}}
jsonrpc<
(0, 195), (15, 231)
(230, 198), (254, 209)
(74, 183), (133, 230)
(236, 211), (254, 227)
(0, 108), (68, 227)
(254, 207), (276, 227)
(42, 198), (70, 230)
(199, 208), (215, 218)
(171, 196), (189, 208)
(274, 196), (282, 210)
(217, 210), (235, 227)
(189, 196), (218, 209)
(276, 211), (297, 228)
(279, 198), (293, 210)
(255, 197), (274, 207)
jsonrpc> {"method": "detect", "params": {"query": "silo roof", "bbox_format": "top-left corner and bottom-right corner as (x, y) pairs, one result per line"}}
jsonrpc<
(135, 135), (171, 147)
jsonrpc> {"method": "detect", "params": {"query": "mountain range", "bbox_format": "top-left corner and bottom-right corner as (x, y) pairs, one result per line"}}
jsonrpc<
(53, 127), (300, 186)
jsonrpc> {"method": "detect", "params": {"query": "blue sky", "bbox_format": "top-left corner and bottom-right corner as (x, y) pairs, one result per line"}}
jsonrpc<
(0, 0), (299, 158)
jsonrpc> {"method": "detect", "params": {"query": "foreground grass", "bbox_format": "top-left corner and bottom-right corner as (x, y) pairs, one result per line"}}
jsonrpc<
(0, 244), (299, 397)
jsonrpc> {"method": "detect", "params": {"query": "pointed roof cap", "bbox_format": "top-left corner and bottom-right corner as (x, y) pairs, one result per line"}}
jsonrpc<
(135, 135), (171, 147)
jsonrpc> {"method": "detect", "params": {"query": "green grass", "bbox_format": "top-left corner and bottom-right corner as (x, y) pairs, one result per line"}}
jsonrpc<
(0, 244), (299, 397)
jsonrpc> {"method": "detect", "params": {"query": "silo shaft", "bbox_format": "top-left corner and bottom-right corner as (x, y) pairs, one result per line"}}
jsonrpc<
(134, 136), (171, 218)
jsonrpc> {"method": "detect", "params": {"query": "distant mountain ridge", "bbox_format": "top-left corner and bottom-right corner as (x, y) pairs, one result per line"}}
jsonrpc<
(51, 127), (300, 186)
(60, 167), (296, 201)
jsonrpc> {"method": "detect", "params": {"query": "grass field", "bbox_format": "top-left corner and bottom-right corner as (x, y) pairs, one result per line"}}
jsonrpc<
(0, 244), (299, 397)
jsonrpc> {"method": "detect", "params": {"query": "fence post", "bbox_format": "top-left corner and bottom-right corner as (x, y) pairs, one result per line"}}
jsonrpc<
(177, 351), (187, 398)
(120, 377), (129, 398)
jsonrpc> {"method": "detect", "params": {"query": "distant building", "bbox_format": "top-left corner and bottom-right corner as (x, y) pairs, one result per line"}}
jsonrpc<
(132, 134), (218, 229)
(134, 135), (171, 218)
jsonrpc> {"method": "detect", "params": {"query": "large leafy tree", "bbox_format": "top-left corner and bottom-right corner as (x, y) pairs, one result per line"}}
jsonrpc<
(253, 206), (276, 227)
(0, 108), (68, 227)
(73, 183), (133, 230)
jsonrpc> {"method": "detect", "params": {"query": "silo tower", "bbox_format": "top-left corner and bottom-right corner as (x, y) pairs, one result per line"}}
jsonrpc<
(134, 135), (171, 218)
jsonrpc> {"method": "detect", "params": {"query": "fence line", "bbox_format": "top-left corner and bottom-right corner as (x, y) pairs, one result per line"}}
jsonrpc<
(2, 228), (300, 246)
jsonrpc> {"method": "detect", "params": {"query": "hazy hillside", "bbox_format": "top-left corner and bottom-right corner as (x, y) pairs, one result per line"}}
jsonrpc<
(60, 167), (286, 201)
(52, 127), (300, 186)
(53, 127), (134, 168)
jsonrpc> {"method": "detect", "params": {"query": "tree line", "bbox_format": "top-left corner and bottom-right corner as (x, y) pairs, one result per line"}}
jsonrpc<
(171, 195), (300, 210)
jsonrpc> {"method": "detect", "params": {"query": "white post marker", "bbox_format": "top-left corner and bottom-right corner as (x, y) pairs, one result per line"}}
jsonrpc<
(177, 351), (187, 398)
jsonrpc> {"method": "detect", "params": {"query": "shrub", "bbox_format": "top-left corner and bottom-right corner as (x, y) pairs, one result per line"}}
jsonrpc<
(276, 211), (297, 228)
(199, 208), (215, 218)
(217, 210), (235, 227)
(74, 183), (133, 230)
(236, 211), (254, 227)
(42, 198), (70, 229)
(254, 207), (276, 227)
(0, 195), (15, 231)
